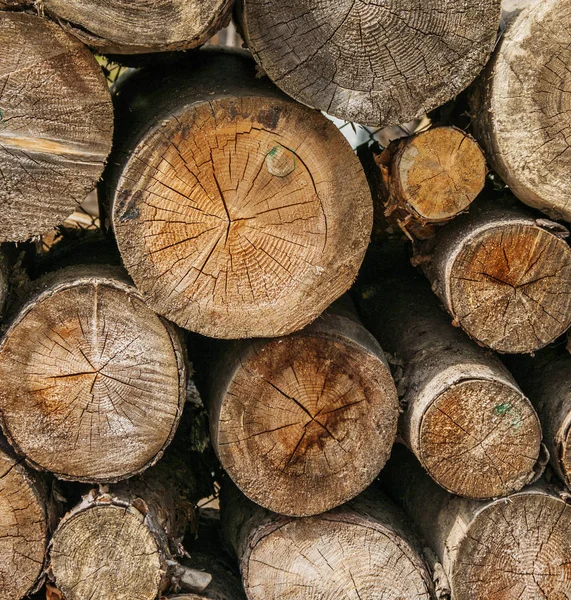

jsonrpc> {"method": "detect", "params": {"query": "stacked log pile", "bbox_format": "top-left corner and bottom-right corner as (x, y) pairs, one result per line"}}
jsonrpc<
(0, 0), (571, 599)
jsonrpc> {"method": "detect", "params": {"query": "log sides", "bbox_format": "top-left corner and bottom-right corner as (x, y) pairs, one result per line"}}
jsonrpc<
(416, 203), (571, 353)
(0, 12), (113, 242)
(236, 0), (502, 125)
(471, 0), (571, 222)
(356, 255), (542, 499)
(221, 482), (434, 600)
(40, 0), (233, 55)
(208, 304), (399, 516)
(0, 265), (186, 483)
(382, 446), (571, 600)
(107, 49), (372, 339)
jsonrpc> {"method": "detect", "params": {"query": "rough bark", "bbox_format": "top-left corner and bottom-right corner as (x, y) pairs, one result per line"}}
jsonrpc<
(357, 265), (543, 499)
(382, 445), (571, 600)
(416, 203), (571, 353)
(41, 0), (233, 55)
(208, 302), (399, 516)
(235, 0), (501, 126)
(0, 265), (186, 482)
(0, 12), (113, 242)
(471, 0), (571, 222)
(0, 0), (31, 9)
(221, 482), (434, 600)
(371, 127), (486, 238)
(106, 49), (372, 339)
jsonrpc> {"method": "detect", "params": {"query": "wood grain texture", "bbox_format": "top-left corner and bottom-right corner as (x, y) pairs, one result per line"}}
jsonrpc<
(41, 0), (233, 55)
(208, 307), (398, 516)
(236, 0), (501, 125)
(0, 265), (186, 483)
(107, 50), (372, 339)
(0, 12), (113, 242)
(471, 0), (571, 222)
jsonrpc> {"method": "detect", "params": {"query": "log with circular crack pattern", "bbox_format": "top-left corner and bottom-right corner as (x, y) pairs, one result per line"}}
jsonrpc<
(382, 445), (571, 600)
(107, 49), (372, 339)
(235, 0), (502, 126)
(208, 304), (399, 516)
(0, 265), (186, 483)
(0, 12), (113, 242)
(471, 0), (571, 222)
(40, 0), (233, 55)
(221, 482), (434, 600)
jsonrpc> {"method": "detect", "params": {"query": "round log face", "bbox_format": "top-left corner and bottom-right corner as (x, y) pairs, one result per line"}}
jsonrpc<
(240, 0), (501, 125)
(0, 280), (184, 482)
(50, 504), (162, 600)
(216, 333), (398, 516)
(243, 515), (431, 599)
(419, 379), (541, 498)
(0, 13), (113, 242)
(113, 97), (371, 338)
(0, 452), (46, 600)
(448, 222), (571, 353)
(452, 492), (571, 599)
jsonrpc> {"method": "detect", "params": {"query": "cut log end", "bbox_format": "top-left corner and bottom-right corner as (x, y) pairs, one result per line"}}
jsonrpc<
(419, 379), (541, 498)
(0, 451), (47, 600)
(452, 492), (571, 599)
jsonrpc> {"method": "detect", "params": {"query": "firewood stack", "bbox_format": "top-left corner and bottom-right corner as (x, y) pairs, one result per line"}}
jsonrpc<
(1, 0), (570, 599)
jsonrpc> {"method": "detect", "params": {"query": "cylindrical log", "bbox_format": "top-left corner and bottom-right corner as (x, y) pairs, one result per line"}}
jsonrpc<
(0, 265), (186, 482)
(0, 437), (50, 600)
(372, 127), (486, 238)
(471, 0), (571, 222)
(208, 303), (399, 516)
(382, 445), (571, 600)
(40, 0), (233, 55)
(0, 12), (113, 242)
(221, 482), (434, 600)
(357, 260), (543, 499)
(106, 49), (372, 339)
(416, 203), (571, 353)
(235, 0), (501, 126)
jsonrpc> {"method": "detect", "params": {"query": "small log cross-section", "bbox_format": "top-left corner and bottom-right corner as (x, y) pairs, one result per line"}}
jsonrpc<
(208, 305), (399, 516)
(221, 483), (434, 600)
(0, 12), (113, 242)
(0, 266), (186, 483)
(236, 0), (502, 125)
(471, 0), (571, 222)
(108, 50), (372, 339)
(382, 447), (571, 600)
(357, 266), (543, 499)
(41, 0), (233, 55)
(417, 205), (571, 353)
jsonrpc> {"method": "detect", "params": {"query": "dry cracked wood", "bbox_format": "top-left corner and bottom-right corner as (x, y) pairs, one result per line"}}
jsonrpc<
(107, 49), (372, 338)
(41, 0), (233, 55)
(471, 0), (571, 222)
(208, 304), (398, 516)
(417, 204), (571, 353)
(0, 12), (113, 242)
(0, 265), (186, 482)
(221, 482), (434, 600)
(357, 266), (542, 499)
(236, 0), (501, 126)
(382, 446), (571, 600)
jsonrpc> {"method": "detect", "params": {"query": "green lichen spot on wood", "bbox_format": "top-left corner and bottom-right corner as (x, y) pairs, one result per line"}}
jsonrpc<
(494, 402), (523, 430)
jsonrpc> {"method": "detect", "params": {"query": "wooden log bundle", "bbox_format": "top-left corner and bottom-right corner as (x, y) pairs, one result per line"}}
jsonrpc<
(357, 263), (543, 499)
(471, 0), (571, 222)
(208, 304), (399, 516)
(235, 0), (502, 125)
(0, 265), (186, 482)
(415, 203), (571, 353)
(107, 49), (372, 338)
(221, 482), (434, 600)
(382, 446), (571, 600)
(0, 12), (113, 242)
